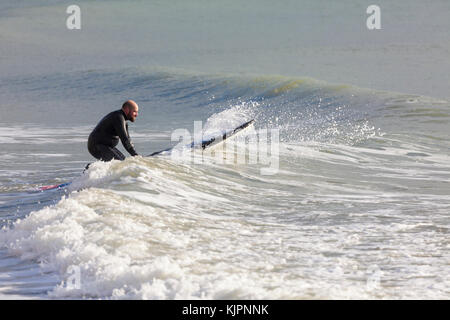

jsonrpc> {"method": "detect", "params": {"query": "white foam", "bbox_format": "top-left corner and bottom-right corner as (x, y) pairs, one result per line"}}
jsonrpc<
(1, 146), (449, 299)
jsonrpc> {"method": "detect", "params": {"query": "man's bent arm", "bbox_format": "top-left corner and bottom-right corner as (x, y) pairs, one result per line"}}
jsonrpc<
(115, 117), (138, 156)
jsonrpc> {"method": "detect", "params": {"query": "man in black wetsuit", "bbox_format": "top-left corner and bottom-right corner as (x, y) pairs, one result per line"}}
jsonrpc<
(88, 100), (139, 161)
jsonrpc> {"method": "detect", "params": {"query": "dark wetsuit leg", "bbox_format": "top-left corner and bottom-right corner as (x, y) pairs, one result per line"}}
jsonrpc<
(88, 143), (126, 161)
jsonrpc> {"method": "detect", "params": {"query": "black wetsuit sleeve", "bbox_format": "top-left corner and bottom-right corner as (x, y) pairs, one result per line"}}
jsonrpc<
(115, 115), (138, 156)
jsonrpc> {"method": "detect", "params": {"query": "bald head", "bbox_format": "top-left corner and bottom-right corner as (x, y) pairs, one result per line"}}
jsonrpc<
(122, 100), (139, 122)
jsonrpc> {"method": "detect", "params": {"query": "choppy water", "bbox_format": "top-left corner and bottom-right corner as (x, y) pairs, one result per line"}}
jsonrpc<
(0, 0), (449, 300)
(1, 68), (449, 299)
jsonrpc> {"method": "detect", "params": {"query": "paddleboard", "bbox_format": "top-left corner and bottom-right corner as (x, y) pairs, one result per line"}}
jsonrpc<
(148, 119), (255, 156)
(36, 182), (71, 192)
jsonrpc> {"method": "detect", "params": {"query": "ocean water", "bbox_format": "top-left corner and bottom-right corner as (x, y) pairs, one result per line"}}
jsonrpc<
(0, 1), (449, 299)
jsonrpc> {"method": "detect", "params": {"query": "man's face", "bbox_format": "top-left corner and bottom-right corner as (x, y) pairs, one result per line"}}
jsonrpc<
(128, 105), (139, 122)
